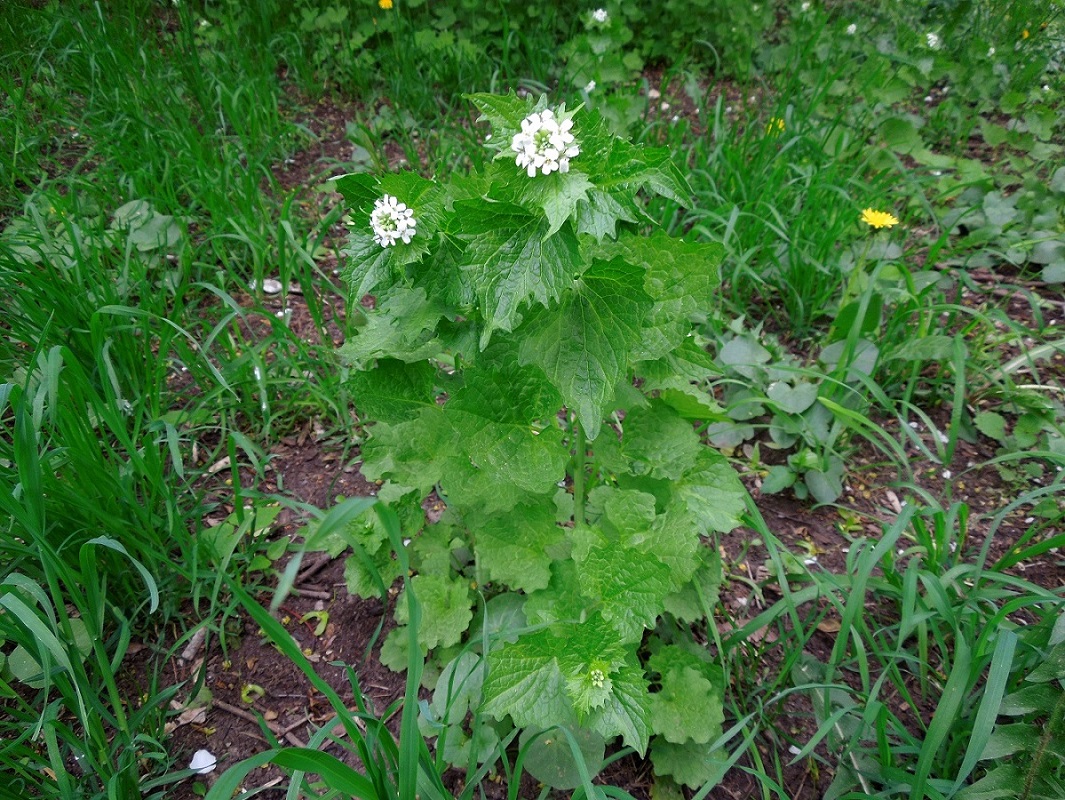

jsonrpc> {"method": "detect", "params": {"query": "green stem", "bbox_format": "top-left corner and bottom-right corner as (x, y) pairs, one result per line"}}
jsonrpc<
(573, 416), (587, 526)
(1021, 686), (1065, 800)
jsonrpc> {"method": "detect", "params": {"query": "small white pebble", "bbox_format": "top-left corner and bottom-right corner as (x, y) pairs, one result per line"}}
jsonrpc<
(789, 745), (802, 755)
(937, 430), (949, 443)
(251, 278), (283, 294)
(1025, 517), (1035, 524)
(942, 470), (952, 479)
(909, 421), (921, 429)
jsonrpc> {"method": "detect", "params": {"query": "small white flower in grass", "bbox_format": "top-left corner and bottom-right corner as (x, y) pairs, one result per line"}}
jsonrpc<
(987, 46), (996, 56)
(584, 79), (596, 93)
(592, 8), (608, 23)
(926, 32), (941, 49)
(800, 2), (810, 11)
(189, 749), (217, 774)
(370, 194), (417, 247)
(846, 23), (857, 35)
(510, 108), (580, 178)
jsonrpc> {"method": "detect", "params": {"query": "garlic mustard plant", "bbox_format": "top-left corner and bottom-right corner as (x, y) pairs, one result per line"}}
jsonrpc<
(332, 92), (744, 787)
(369, 194), (416, 247)
(510, 107), (580, 177)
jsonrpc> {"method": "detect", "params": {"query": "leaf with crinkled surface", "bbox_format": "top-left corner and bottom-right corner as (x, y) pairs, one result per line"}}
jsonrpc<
(575, 188), (639, 240)
(524, 560), (587, 627)
(509, 169), (594, 237)
(585, 658), (653, 754)
(520, 257), (651, 440)
(583, 130), (691, 206)
(577, 533), (673, 642)
(628, 502), (702, 589)
(361, 405), (567, 516)
(482, 626), (579, 731)
(359, 408), (452, 497)
(339, 286), (445, 368)
(651, 737), (728, 789)
(348, 359), (437, 423)
(662, 545), (722, 621)
(649, 665), (721, 743)
(409, 522), (462, 576)
(484, 615), (649, 749)
(594, 487), (657, 534)
(395, 573), (472, 652)
(343, 549), (401, 600)
(447, 347), (561, 424)
(466, 91), (543, 133)
(593, 232), (722, 361)
(442, 410), (567, 513)
(340, 233), (394, 300)
(336, 172), (443, 295)
(673, 450), (747, 534)
(617, 401), (703, 481)
(468, 501), (564, 593)
(457, 199), (582, 348)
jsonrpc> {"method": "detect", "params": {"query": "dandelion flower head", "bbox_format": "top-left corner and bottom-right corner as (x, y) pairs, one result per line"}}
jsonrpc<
(370, 194), (416, 247)
(379, 0), (393, 8)
(860, 208), (899, 229)
(510, 108), (580, 178)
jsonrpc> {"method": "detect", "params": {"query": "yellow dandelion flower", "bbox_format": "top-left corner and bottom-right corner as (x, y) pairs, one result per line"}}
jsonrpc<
(860, 208), (899, 229)
(766, 117), (785, 135)
(1022, 28), (1029, 39)
(379, 0), (393, 8)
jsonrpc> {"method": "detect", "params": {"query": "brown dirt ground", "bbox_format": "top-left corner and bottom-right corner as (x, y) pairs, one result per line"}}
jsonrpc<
(158, 81), (1065, 800)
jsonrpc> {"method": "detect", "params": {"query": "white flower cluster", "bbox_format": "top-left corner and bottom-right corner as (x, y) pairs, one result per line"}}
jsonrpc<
(369, 194), (416, 247)
(510, 109), (580, 178)
(592, 8), (609, 23)
(926, 32), (941, 50)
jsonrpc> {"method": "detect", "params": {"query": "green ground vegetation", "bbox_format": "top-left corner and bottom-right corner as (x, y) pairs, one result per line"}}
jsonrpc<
(2, 0), (1064, 798)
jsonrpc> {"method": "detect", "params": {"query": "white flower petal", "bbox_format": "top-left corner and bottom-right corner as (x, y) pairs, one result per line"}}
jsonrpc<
(190, 749), (217, 774)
